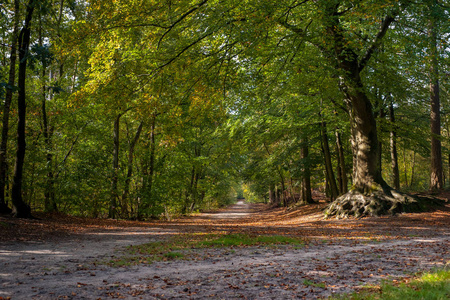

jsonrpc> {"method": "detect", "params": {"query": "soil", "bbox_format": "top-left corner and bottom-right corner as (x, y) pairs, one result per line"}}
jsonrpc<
(0, 196), (449, 300)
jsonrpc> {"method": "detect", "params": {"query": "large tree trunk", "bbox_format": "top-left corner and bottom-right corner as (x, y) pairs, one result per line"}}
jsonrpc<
(0, 0), (19, 214)
(11, 0), (36, 218)
(324, 4), (419, 218)
(428, 3), (443, 190)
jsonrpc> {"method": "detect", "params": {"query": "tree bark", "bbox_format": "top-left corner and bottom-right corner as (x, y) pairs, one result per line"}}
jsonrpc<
(39, 16), (57, 213)
(389, 101), (400, 190)
(268, 184), (276, 205)
(409, 151), (416, 188)
(109, 114), (121, 219)
(321, 121), (339, 200)
(335, 129), (348, 194)
(429, 2), (443, 190)
(121, 121), (143, 218)
(323, 4), (420, 218)
(138, 114), (156, 218)
(0, 0), (19, 214)
(11, 0), (36, 218)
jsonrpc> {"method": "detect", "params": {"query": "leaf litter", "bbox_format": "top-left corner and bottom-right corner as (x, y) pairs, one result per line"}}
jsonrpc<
(0, 193), (449, 299)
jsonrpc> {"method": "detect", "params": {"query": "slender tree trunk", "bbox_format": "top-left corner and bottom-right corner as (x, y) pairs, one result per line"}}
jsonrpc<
(0, 0), (19, 214)
(11, 0), (36, 218)
(429, 3), (443, 190)
(321, 121), (339, 200)
(121, 122), (143, 218)
(139, 115), (156, 218)
(183, 166), (195, 214)
(301, 137), (313, 204)
(109, 114), (121, 219)
(268, 184), (276, 205)
(335, 130), (348, 194)
(377, 107), (385, 172)
(389, 101), (400, 190)
(39, 17), (57, 213)
(409, 151), (416, 188)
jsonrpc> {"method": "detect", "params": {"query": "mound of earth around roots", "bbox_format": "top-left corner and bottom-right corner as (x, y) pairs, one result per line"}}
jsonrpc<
(324, 184), (445, 219)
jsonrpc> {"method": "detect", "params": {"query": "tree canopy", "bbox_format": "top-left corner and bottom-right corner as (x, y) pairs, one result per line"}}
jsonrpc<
(0, 0), (449, 218)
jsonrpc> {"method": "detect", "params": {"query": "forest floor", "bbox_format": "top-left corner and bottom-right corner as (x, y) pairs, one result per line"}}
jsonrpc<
(0, 192), (449, 299)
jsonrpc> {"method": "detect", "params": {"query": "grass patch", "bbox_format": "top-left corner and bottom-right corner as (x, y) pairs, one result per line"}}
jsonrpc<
(303, 279), (326, 288)
(105, 233), (304, 267)
(198, 234), (304, 247)
(332, 269), (450, 300)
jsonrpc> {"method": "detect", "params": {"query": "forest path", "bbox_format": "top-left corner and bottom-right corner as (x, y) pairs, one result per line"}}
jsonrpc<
(0, 199), (449, 299)
(194, 200), (252, 219)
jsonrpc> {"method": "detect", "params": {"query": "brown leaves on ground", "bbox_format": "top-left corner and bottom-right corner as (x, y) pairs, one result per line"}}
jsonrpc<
(0, 190), (449, 243)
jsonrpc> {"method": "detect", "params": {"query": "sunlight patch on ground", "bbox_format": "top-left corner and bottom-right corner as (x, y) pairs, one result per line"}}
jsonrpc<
(209, 212), (250, 219)
(0, 249), (69, 256)
(86, 230), (178, 236)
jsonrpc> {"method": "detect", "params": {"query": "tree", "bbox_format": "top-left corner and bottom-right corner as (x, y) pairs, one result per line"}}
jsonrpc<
(428, 0), (443, 190)
(11, 0), (37, 218)
(0, 0), (19, 214)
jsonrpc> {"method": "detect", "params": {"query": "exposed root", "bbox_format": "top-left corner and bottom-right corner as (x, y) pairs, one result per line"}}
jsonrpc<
(324, 184), (425, 219)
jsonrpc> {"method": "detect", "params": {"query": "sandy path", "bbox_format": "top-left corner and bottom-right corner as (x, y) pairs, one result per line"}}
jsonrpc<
(197, 200), (251, 219)
(1, 202), (448, 299)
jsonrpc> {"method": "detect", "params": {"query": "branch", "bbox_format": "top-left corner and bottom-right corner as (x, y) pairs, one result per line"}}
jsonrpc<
(155, 31), (214, 72)
(54, 121), (89, 178)
(358, 13), (397, 72)
(157, 0), (209, 49)
(277, 19), (306, 35)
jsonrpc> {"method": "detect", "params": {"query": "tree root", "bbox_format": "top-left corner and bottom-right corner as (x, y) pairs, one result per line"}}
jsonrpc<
(324, 184), (426, 219)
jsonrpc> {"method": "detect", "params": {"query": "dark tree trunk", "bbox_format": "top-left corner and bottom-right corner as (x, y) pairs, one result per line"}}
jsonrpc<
(409, 151), (416, 188)
(301, 137), (313, 204)
(389, 101), (400, 190)
(377, 107), (385, 172)
(39, 17), (57, 213)
(11, 0), (36, 218)
(321, 121), (339, 200)
(121, 121), (143, 218)
(138, 115), (156, 218)
(0, 0), (19, 214)
(335, 130), (348, 194)
(109, 114), (121, 219)
(429, 4), (443, 190)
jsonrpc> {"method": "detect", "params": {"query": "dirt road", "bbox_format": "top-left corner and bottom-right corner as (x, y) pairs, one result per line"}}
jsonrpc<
(0, 201), (448, 299)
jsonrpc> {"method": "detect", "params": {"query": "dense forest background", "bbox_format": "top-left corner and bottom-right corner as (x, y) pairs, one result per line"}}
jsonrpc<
(0, 0), (449, 219)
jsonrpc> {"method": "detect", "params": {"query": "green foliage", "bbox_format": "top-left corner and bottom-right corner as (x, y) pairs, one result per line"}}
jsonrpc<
(1, 0), (449, 217)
